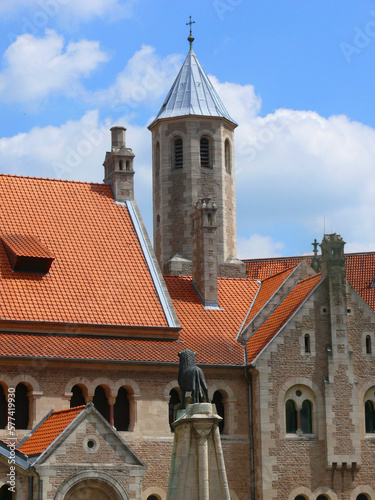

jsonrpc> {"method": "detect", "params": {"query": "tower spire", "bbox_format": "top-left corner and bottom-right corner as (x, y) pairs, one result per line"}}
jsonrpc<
(186, 16), (195, 50)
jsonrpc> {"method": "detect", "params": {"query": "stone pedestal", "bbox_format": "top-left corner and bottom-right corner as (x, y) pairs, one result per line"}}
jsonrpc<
(167, 403), (230, 500)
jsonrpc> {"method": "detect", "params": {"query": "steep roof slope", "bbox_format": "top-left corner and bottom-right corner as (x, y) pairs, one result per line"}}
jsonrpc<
(19, 406), (85, 456)
(246, 274), (322, 364)
(0, 175), (169, 330)
(244, 253), (375, 313)
(149, 49), (236, 126)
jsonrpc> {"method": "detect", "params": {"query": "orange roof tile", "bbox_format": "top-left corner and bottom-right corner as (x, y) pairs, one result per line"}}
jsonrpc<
(241, 266), (296, 332)
(246, 273), (322, 364)
(1, 233), (54, 259)
(0, 175), (168, 329)
(0, 276), (259, 365)
(165, 275), (259, 364)
(19, 406), (85, 456)
(244, 256), (311, 281)
(244, 253), (375, 314)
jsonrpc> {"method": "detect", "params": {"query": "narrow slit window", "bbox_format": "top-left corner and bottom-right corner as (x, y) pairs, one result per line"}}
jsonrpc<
(304, 334), (311, 353)
(285, 399), (297, 433)
(200, 137), (210, 168)
(225, 139), (231, 174)
(366, 335), (372, 354)
(174, 138), (183, 169)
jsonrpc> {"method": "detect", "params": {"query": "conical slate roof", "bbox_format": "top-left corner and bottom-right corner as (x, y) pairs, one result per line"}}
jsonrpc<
(149, 49), (236, 127)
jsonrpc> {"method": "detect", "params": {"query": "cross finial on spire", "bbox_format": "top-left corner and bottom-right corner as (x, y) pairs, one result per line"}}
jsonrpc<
(312, 238), (319, 257)
(186, 16), (195, 50)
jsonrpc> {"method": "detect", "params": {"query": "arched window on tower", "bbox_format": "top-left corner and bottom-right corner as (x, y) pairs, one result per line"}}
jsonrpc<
(15, 383), (29, 429)
(212, 391), (225, 434)
(173, 137), (183, 169)
(200, 137), (211, 168)
(93, 386), (110, 422)
(70, 385), (86, 408)
(365, 400), (375, 433)
(295, 496), (308, 500)
(114, 387), (130, 431)
(0, 385), (6, 429)
(356, 495), (370, 500)
(225, 139), (231, 174)
(169, 388), (181, 432)
(366, 335), (372, 354)
(316, 496), (330, 500)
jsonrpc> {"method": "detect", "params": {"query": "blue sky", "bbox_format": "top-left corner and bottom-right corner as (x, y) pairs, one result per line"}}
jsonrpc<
(1, 0), (375, 258)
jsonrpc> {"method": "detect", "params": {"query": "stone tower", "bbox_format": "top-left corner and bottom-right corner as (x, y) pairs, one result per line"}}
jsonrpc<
(148, 34), (245, 278)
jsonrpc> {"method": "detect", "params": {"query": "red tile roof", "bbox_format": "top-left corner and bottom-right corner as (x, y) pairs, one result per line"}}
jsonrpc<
(0, 276), (259, 365)
(165, 276), (259, 364)
(0, 234), (54, 259)
(0, 175), (168, 329)
(244, 253), (375, 314)
(246, 274), (322, 364)
(19, 406), (85, 456)
(241, 266), (296, 332)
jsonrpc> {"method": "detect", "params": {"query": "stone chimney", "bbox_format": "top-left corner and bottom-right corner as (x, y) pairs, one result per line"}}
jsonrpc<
(103, 126), (135, 201)
(191, 198), (219, 308)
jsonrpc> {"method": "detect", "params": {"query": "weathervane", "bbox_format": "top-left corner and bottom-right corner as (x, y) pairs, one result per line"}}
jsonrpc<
(186, 16), (195, 49)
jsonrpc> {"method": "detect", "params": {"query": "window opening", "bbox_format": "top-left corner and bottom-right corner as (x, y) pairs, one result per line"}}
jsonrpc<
(119, 160), (123, 171)
(114, 387), (130, 431)
(212, 391), (225, 434)
(356, 495), (369, 500)
(169, 388), (181, 432)
(70, 385), (85, 408)
(0, 386), (6, 429)
(225, 139), (231, 174)
(300, 400), (312, 434)
(366, 335), (372, 354)
(304, 334), (311, 353)
(317, 496), (329, 500)
(155, 142), (160, 176)
(365, 400), (375, 433)
(295, 496), (308, 500)
(200, 137), (210, 168)
(15, 383), (29, 429)
(147, 496), (159, 500)
(285, 399), (297, 433)
(93, 386), (109, 422)
(0, 484), (12, 500)
(174, 138), (183, 169)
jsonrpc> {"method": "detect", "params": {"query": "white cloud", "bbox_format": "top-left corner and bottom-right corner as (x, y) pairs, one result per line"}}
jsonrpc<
(0, 0), (136, 22)
(0, 30), (108, 105)
(238, 234), (284, 259)
(93, 45), (183, 115)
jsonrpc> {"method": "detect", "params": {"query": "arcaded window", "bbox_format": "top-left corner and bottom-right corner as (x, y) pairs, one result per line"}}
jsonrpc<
(365, 400), (375, 433)
(15, 383), (29, 429)
(357, 495), (370, 500)
(212, 391), (225, 434)
(317, 496), (329, 500)
(0, 385), (6, 429)
(295, 496), (308, 500)
(225, 138), (231, 174)
(366, 335), (372, 354)
(114, 387), (130, 431)
(93, 386), (110, 422)
(174, 137), (183, 169)
(285, 385), (316, 435)
(200, 137), (211, 168)
(169, 388), (181, 432)
(70, 385), (86, 408)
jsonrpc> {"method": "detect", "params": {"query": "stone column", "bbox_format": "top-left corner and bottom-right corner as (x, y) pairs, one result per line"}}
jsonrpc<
(167, 403), (230, 500)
